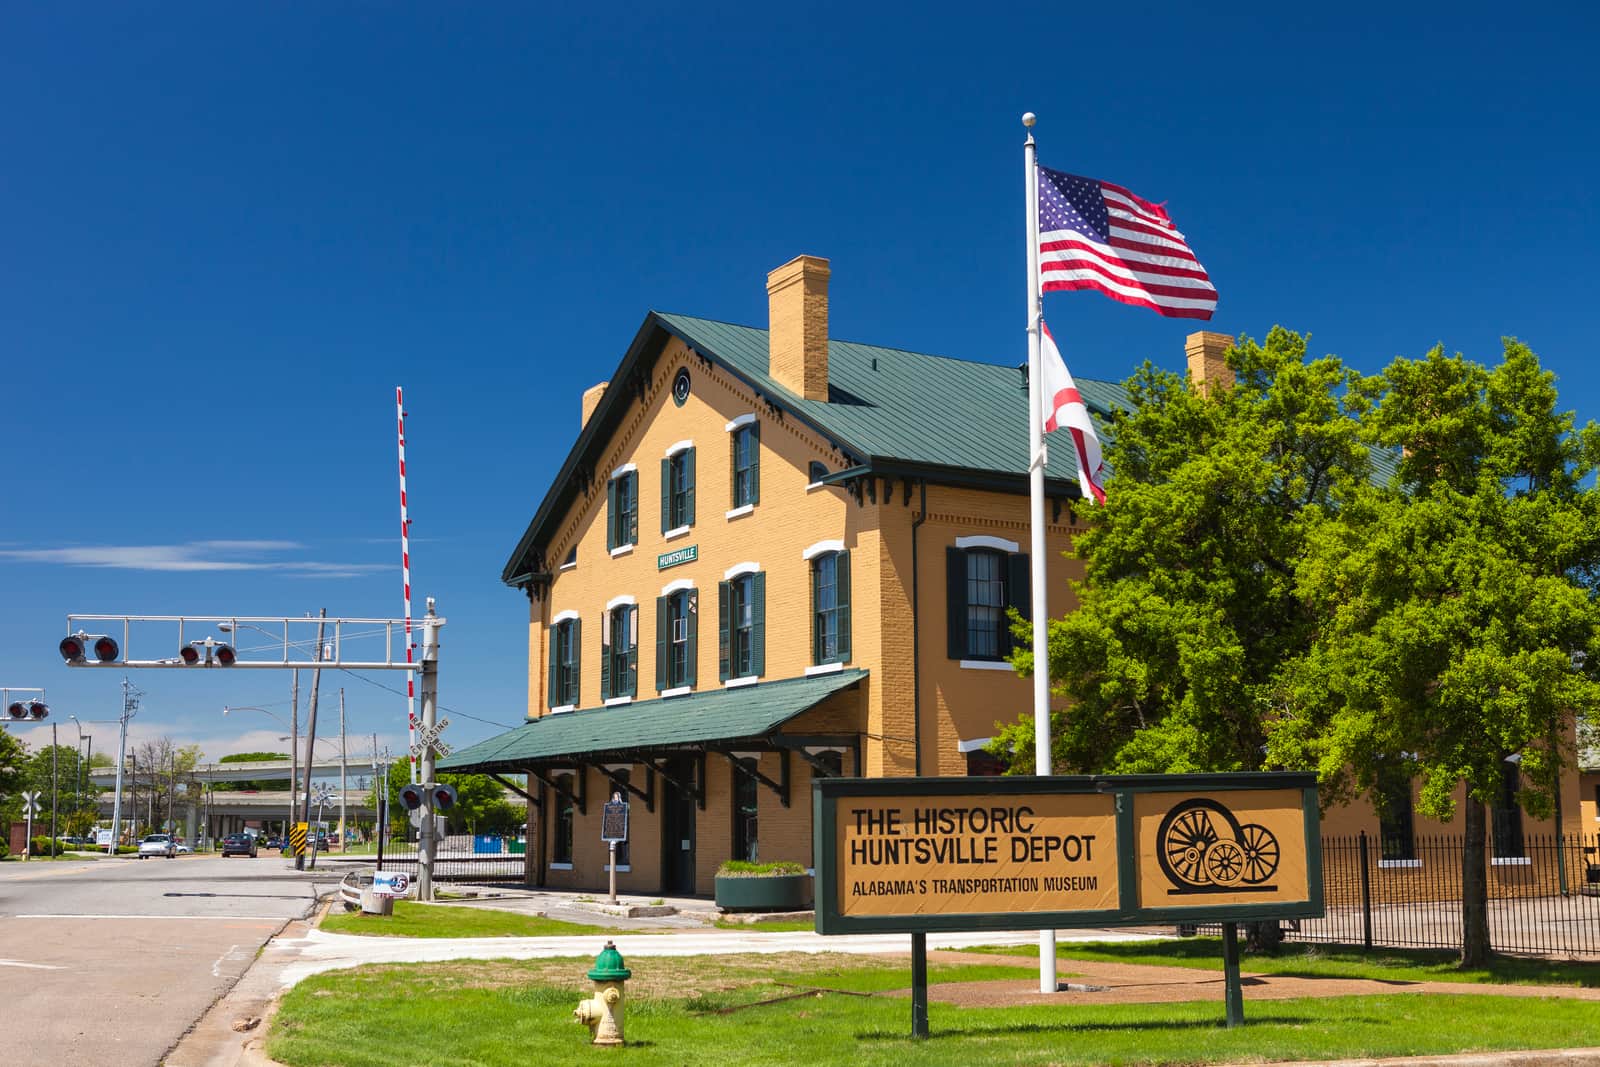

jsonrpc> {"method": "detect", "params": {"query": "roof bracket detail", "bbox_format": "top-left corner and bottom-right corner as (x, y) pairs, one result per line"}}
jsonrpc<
(716, 747), (790, 808)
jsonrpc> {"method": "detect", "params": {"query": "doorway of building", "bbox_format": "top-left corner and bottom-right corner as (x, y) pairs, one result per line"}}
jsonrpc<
(660, 756), (697, 895)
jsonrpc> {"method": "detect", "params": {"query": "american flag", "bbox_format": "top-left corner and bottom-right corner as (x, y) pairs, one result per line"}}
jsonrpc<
(1037, 166), (1216, 320)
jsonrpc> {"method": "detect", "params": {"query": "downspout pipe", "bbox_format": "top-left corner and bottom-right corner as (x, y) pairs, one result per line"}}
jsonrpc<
(911, 480), (927, 776)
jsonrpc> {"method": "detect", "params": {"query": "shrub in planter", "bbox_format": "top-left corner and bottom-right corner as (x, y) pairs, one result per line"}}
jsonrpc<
(714, 860), (810, 912)
(30, 836), (63, 858)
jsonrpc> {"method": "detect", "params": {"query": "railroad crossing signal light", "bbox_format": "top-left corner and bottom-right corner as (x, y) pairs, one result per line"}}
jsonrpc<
(6, 701), (48, 721)
(398, 783), (426, 811)
(60, 633), (120, 665)
(60, 635), (86, 663)
(180, 640), (235, 666)
(93, 636), (120, 662)
(430, 783), (457, 812)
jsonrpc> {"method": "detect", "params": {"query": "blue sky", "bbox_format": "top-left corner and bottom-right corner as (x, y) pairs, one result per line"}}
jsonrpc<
(3, 4), (1597, 765)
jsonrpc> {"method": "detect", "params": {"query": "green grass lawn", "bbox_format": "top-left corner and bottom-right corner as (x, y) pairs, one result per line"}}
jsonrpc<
(266, 951), (1600, 1067)
(319, 901), (619, 939)
(970, 936), (1600, 988)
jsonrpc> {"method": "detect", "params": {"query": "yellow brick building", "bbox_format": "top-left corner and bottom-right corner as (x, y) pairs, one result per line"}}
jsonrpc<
(442, 255), (1595, 899)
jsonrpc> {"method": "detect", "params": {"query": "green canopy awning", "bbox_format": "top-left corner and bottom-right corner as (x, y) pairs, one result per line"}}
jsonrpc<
(438, 669), (867, 775)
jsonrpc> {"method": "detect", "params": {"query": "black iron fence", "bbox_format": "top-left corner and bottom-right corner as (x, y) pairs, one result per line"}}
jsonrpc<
(378, 831), (531, 884)
(1288, 832), (1600, 958)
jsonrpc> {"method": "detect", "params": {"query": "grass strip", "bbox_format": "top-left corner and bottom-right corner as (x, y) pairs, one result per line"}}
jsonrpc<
(266, 951), (1599, 1067)
(319, 901), (618, 938)
(969, 937), (1600, 987)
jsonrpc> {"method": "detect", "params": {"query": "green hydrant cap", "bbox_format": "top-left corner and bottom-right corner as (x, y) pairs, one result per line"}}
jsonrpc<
(588, 941), (632, 981)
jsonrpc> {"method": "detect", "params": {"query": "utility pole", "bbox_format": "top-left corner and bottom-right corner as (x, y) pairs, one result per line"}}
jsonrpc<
(290, 669), (299, 852)
(51, 723), (58, 845)
(418, 598), (443, 901)
(298, 609), (327, 870)
(107, 679), (137, 853)
(338, 687), (348, 850)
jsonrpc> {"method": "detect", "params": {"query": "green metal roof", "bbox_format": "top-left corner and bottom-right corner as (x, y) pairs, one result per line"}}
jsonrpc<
(655, 313), (1129, 478)
(437, 669), (867, 774)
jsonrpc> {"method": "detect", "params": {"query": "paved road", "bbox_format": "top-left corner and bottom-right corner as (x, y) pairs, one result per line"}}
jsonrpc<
(0, 852), (344, 1067)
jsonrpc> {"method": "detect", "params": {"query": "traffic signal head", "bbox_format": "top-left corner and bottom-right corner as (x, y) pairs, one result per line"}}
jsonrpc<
(93, 636), (120, 663)
(178, 645), (200, 666)
(430, 783), (458, 812)
(214, 643), (236, 667)
(398, 783), (426, 811)
(60, 635), (87, 663)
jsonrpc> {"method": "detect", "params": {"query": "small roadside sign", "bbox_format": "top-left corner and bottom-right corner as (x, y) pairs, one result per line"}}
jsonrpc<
(21, 790), (41, 816)
(601, 796), (629, 843)
(372, 871), (410, 897)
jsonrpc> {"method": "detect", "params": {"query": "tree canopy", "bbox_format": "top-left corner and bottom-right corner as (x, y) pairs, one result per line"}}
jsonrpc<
(996, 329), (1600, 966)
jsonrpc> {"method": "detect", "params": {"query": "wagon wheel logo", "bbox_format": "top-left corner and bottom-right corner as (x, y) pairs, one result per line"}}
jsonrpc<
(1156, 798), (1279, 894)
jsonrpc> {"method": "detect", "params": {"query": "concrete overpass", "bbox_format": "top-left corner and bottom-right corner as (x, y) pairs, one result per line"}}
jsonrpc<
(88, 757), (362, 789)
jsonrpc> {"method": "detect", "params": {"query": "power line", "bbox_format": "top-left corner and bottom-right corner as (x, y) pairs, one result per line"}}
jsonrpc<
(333, 667), (517, 730)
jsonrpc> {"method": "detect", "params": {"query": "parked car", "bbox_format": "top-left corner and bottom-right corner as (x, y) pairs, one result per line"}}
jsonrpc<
(137, 834), (177, 859)
(220, 833), (258, 858)
(175, 842), (193, 854)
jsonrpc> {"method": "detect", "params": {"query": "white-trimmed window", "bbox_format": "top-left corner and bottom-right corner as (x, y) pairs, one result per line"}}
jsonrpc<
(719, 570), (765, 681)
(655, 587), (697, 691)
(947, 536), (1029, 662)
(810, 550), (850, 666)
(548, 615), (580, 710)
(607, 467), (638, 551)
(728, 416), (760, 510)
(661, 443), (695, 533)
(602, 602), (638, 701)
(552, 772), (575, 866)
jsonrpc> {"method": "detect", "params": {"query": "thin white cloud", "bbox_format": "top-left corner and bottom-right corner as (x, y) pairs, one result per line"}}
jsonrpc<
(0, 541), (386, 579)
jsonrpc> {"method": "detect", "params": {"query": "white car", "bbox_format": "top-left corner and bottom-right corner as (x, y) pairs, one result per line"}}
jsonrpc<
(138, 834), (177, 859)
(175, 842), (192, 854)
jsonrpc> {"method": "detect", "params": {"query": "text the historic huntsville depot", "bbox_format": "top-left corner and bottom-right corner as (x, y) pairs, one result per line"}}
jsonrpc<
(837, 794), (1121, 917)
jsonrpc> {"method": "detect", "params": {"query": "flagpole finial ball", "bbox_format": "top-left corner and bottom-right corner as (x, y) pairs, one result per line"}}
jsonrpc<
(1022, 112), (1036, 127)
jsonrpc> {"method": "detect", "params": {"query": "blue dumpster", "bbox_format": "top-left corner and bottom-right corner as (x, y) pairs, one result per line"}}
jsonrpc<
(472, 834), (501, 854)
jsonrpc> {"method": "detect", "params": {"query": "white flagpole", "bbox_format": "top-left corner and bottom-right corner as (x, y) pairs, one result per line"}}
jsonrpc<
(1023, 111), (1057, 994)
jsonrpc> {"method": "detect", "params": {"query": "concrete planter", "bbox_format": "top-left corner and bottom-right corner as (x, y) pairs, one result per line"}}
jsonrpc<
(713, 873), (809, 912)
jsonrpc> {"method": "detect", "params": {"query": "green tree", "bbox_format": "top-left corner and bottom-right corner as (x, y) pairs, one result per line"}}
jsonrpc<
(1269, 340), (1600, 966)
(997, 328), (1367, 774)
(1, 729), (28, 822)
(213, 751), (291, 791)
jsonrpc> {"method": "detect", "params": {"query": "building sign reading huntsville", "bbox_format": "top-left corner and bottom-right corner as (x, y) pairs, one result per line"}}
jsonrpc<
(813, 773), (1322, 935)
(838, 794), (1119, 916)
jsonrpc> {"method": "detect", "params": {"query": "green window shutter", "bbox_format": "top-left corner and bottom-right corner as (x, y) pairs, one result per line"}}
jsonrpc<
(600, 611), (612, 701)
(836, 551), (851, 662)
(749, 422), (760, 505)
(655, 596), (669, 692)
(750, 571), (766, 676)
(660, 458), (672, 533)
(1003, 553), (1031, 657)
(627, 605), (639, 697)
(627, 472), (638, 544)
(729, 431), (739, 510)
(810, 558), (820, 664)
(570, 616), (581, 707)
(685, 588), (699, 687)
(718, 580), (731, 682)
(946, 548), (967, 659)
(606, 479), (617, 551)
(684, 447), (696, 527)
(548, 628), (559, 708)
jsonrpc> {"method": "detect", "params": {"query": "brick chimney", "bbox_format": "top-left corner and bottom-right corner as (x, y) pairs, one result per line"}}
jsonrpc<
(581, 381), (608, 428)
(1185, 331), (1235, 396)
(766, 255), (831, 401)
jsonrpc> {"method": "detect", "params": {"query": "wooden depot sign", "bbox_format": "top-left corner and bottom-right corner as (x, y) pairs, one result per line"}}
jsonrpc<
(813, 772), (1322, 935)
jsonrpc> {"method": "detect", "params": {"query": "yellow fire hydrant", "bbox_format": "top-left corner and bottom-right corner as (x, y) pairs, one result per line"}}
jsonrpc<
(574, 941), (631, 1046)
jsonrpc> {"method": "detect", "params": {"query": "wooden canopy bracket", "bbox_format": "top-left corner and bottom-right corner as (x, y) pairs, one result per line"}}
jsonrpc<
(491, 773), (540, 808)
(527, 766), (587, 816)
(637, 756), (702, 808)
(715, 748), (790, 807)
